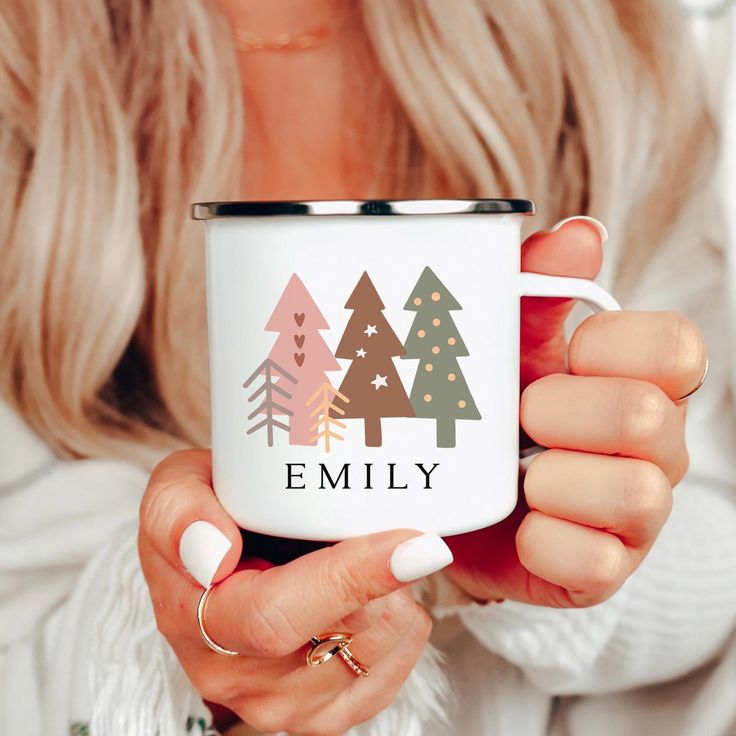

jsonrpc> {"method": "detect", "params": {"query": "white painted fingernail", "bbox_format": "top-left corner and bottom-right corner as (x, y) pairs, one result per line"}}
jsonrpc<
(550, 215), (608, 243)
(389, 533), (454, 582)
(179, 520), (232, 588)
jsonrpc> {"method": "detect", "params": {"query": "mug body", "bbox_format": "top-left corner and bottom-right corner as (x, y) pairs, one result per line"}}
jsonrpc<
(194, 199), (535, 541)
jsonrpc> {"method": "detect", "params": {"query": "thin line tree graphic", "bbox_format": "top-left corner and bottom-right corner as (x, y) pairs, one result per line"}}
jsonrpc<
(243, 358), (297, 447)
(306, 382), (350, 452)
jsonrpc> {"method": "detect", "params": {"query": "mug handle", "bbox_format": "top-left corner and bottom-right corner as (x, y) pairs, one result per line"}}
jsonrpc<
(517, 272), (620, 313)
(517, 272), (621, 472)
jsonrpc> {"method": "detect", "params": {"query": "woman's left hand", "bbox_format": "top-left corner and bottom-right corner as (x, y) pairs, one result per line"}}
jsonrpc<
(442, 219), (708, 608)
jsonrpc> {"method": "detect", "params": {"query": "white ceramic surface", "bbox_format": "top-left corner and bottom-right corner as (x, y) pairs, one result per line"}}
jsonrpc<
(199, 206), (619, 541)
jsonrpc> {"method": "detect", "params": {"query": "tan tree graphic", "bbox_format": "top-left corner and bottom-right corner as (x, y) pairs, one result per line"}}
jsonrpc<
(307, 382), (350, 453)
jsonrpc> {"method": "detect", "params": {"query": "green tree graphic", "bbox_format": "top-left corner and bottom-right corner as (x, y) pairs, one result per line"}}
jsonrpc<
(402, 267), (480, 447)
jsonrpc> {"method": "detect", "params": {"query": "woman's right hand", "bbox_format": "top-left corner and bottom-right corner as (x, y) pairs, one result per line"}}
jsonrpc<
(138, 449), (453, 736)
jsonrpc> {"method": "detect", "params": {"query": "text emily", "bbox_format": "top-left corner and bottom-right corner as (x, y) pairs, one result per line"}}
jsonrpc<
(285, 462), (440, 491)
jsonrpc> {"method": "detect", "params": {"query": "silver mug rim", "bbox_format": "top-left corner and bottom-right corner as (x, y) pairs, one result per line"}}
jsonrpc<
(191, 199), (536, 219)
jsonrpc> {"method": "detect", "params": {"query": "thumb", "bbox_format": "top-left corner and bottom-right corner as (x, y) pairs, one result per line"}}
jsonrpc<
(520, 217), (607, 389)
(202, 529), (453, 659)
(139, 448), (244, 588)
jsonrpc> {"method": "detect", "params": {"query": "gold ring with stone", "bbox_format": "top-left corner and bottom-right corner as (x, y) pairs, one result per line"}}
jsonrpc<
(306, 633), (370, 677)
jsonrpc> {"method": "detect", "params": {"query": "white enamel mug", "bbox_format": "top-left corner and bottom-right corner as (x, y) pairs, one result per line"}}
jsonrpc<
(193, 199), (620, 541)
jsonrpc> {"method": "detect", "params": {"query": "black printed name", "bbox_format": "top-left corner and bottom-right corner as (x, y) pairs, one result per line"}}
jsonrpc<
(285, 462), (440, 491)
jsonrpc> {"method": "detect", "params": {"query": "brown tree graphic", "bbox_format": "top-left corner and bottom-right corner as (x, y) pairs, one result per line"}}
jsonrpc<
(330, 272), (414, 447)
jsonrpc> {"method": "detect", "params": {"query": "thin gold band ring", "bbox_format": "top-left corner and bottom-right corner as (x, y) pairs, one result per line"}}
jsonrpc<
(675, 358), (709, 404)
(197, 583), (240, 657)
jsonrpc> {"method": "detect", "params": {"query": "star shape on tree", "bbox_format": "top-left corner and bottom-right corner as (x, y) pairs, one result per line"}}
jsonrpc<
(364, 324), (378, 337)
(356, 348), (367, 358)
(370, 374), (388, 390)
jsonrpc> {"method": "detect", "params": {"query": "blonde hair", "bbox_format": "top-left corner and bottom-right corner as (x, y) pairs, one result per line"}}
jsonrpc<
(0, 0), (718, 467)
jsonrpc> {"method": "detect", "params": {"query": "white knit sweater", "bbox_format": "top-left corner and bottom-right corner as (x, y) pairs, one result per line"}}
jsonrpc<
(2, 4), (736, 736)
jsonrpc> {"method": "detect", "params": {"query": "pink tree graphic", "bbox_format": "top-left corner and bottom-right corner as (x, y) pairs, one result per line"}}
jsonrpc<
(266, 274), (341, 445)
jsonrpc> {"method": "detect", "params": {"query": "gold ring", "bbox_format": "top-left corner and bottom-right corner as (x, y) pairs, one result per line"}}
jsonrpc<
(306, 633), (370, 677)
(675, 358), (709, 404)
(197, 583), (241, 657)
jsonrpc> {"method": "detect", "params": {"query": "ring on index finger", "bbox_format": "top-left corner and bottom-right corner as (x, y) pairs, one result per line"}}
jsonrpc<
(306, 633), (370, 677)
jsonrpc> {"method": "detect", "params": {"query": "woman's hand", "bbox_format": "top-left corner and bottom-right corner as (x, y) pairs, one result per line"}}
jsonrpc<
(443, 219), (708, 608)
(138, 449), (452, 736)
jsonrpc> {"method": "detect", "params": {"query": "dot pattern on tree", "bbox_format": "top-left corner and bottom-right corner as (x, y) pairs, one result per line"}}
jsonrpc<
(401, 266), (480, 447)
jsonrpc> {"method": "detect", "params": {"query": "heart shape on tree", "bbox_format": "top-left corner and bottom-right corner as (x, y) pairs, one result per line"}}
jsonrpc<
(293, 334), (305, 348)
(294, 352), (305, 367)
(294, 312), (306, 326)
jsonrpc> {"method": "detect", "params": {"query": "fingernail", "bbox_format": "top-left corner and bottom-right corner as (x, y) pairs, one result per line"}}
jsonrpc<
(179, 520), (232, 588)
(550, 215), (608, 243)
(389, 532), (454, 582)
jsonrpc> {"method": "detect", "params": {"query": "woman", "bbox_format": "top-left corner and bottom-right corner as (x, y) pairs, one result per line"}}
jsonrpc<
(0, 1), (734, 735)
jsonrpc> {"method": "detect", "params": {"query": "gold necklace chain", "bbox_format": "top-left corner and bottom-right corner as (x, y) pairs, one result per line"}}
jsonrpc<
(234, 24), (331, 52)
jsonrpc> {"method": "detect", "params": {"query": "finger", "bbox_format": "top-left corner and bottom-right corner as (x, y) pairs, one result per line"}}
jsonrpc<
(326, 588), (421, 681)
(203, 594), (430, 734)
(520, 218), (605, 387)
(194, 589), (425, 730)
(524, 449), (672, 551)
(205, 529), (451, 659)
(335, 586), (417, 637)
(568, 311), (708, 402)
(138, 530), (213, 660)
(516, 510), (630, 607)
(278, 588), (424, 699)
(231, 603), (432, 736)
(138, 532), (410, 718)
(140, 518), (419, 664)
(139, 448), (243, 587)
(520, 373), (689, 485)
(300, 606), (433, 736)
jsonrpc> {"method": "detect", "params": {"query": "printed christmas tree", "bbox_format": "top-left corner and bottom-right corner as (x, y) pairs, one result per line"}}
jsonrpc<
(402, 267), (480, 447)
(243, 359), (297, 447)
(330, 272), (414, 447)
(263, 274), (341, 446)
(306, 382), (350, 453)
